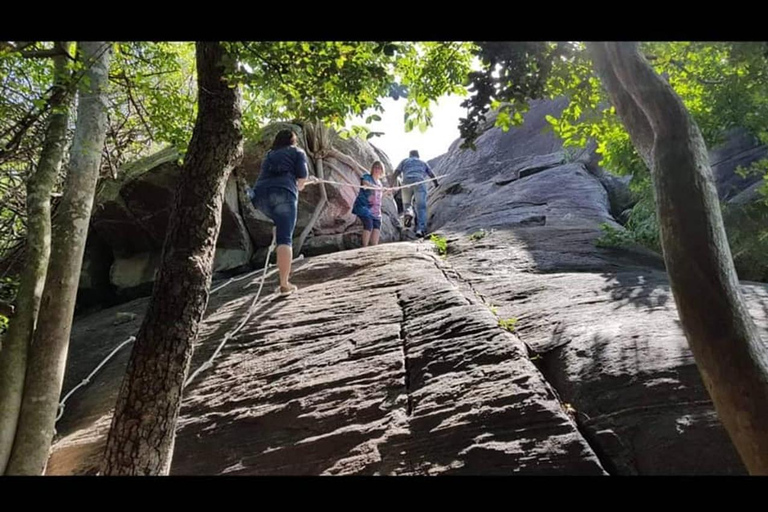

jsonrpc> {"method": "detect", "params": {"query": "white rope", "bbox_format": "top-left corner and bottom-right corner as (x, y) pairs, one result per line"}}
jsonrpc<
(210, 262), (271, 295)
(56, 336), (136, 422)
(209, 252), (305, 294)
(242, 254), (303, 289)
(55, 233), (302, 423)
(305, 175), (440, 192)
(184, 236), (276, 388)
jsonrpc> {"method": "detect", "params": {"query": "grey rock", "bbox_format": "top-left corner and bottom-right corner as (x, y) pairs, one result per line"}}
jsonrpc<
(48, 244), (605, 475)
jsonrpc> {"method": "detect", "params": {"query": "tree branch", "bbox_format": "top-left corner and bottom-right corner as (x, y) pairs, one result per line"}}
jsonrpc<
(0, 301), (14, 318)
(668, 58), (726, 85)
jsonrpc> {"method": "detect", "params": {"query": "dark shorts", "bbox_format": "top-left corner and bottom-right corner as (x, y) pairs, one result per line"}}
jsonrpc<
(252, 186), (297, 246)
(358, 215), (381, 231)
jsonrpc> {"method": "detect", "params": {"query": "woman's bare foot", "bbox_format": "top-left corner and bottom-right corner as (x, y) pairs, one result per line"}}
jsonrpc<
(276, 283), (298, 296)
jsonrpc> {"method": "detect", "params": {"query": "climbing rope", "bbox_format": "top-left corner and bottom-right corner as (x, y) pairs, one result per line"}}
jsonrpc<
(184, 235), (277, 388)
(55, 232), (303, 424)
(210, 259), (274, 294)
(305, 174), (440, 192)
(55, 336), (136, 422)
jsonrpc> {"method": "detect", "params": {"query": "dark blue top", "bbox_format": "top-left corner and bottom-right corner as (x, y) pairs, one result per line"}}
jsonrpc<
(352, 173), (379, 219)
(254, 145), (309, 198)
(393, 157), (434, 182)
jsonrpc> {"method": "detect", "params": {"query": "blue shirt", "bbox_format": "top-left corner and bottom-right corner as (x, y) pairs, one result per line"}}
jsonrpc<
(254, 146), (309, 198)
(394, 157), (434, 182)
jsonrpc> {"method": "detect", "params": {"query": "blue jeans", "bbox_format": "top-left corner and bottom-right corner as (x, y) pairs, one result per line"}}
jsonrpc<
(251, 186), (297, 246)
(402, 178), (428, 232)
(358, 215), (381, 231)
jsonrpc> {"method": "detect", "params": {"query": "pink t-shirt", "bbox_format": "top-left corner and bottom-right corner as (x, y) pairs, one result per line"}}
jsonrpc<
(363, 174), (383, 219)
(369, 178), (383, 218)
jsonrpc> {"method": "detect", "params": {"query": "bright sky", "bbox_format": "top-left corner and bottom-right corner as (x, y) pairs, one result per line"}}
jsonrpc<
(348, 94), (467, 165)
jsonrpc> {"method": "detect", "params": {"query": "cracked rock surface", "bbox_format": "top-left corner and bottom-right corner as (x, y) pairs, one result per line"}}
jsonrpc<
(48, 244), (604, 475)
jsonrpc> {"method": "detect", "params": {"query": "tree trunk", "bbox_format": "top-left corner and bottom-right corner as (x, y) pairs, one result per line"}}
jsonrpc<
(101, 41), (243, 476)
(588, 41), (768, 475)
(0, 43), (74, 474)
(295, 156), (327, 256)
(296, 122), (329, 256)
(6, 41), (112, 475)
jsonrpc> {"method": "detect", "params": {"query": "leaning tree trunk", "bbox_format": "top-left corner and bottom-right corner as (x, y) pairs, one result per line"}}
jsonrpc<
(588, 41), (768, 475)
(6, 41), (111, 475)
(101, 41), (243, 476)
(295, 121), (330, 256)
(0, 43), (74, 474)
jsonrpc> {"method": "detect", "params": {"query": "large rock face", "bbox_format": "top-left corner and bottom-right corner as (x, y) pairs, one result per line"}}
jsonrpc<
(53, 99), (768, 475)
(48, 243), (605, 475)
(710, 127), (767, 200)
(425, 99), (768, 474)
(712, 128), (768, 282)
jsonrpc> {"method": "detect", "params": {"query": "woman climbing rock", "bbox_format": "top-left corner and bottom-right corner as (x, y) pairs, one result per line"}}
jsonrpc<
(352, 161), (386, 247)
(250, 129), (309, 296)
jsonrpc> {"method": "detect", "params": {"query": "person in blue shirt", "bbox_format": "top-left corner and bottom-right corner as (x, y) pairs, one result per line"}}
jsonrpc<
(250, 129), (308, 296)
(392, 150), (438, 237)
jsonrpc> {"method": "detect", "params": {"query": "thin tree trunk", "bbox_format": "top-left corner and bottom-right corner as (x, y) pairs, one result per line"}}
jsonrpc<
(296, 123), (329, 256)
(6, 41), (112, 475)
(0, 43), (74, 474)
(101, 41), (243, 476)
(588, 41), (768, 475)
(295, 156), (327, 256)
